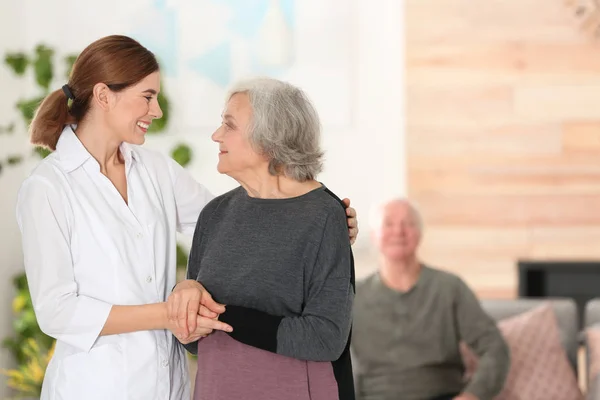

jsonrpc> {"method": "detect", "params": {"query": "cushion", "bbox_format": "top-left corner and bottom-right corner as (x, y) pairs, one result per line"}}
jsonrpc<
(482, 299), (579, 370)
(461, 303), (582, 400)
(586, 326), (600, 400)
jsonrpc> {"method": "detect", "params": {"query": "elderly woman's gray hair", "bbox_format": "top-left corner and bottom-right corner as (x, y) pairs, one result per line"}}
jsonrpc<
(226, 77), (324, 182)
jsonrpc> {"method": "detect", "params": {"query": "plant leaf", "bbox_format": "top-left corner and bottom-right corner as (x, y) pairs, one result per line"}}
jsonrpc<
(12, 294), (27, 314)
(147, 82), (170, 133)
(0, 122), (15, 134)
(4, 53), (28, 75)
(7, 155), (23, 165)
(65, 54), (77, 79)
(33, 147), (52, 159)
(2, 337), (17, 351)
(171, 143), (192, 167)
(33, 44), (54, 90)
(176, 243), (189, 270)
(14, 273), (28, 291)
(16, 97), (44, 126)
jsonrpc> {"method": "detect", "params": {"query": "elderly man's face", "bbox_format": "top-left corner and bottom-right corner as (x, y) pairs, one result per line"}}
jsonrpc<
(212, 93), (266, 177)
(374, 201), (421, 261)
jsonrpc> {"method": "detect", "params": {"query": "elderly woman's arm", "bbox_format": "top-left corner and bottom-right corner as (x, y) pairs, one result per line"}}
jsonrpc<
(166, 157), (215, 236)
(219, 211), (354, 362)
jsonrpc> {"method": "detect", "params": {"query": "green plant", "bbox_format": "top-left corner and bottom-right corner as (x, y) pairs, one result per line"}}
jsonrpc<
(1, 339), (55, 398)
(177, 243), (190, 271)
(0, 122), (15, 134)
(171, 143), (193, 167)
(148, 85), (170, 134)
(32, 45), (54, 91)
(64, 55), (77, 78)
(2, 274), (54, 366)
(1, 45), (77, 174)
(5, 54), (28, 75)
(172, 141), (193, 272)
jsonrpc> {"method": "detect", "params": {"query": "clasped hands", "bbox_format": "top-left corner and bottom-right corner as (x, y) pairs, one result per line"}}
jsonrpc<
(166, 279), (232, 344)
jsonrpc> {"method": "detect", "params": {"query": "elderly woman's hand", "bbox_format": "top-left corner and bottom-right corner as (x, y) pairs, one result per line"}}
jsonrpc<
(342, 198), (359, 245)
(171, 314), (232, 344)
(167, 280), (229, 340)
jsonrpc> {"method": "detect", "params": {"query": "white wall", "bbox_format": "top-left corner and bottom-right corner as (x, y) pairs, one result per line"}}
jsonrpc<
(0, 1), (29, 397)
(0, 0), (405, 395)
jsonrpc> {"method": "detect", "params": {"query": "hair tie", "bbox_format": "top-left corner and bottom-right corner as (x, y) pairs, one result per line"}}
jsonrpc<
(62, 84), (75, 101)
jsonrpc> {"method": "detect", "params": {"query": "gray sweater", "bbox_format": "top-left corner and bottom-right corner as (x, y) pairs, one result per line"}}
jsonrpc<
(184, 185), (356, 399)
(351, 266), (510, 400)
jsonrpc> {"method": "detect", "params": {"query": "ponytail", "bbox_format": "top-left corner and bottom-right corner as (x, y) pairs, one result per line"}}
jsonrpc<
(29, 35), (159, 152)
(29, 88), (73, 151)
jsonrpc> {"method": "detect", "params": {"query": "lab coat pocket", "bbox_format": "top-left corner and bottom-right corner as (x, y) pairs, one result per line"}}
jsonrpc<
(57, 344), (124, 400)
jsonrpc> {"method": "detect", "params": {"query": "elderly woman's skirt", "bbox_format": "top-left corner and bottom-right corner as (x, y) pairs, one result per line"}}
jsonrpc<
(193, 331), (339, 400)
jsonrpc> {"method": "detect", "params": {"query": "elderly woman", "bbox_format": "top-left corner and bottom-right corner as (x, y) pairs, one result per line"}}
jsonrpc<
(170, 77), (355, 400)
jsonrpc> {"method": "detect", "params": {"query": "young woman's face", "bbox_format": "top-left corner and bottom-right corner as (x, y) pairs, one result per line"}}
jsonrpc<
(107, 71), (163, 145)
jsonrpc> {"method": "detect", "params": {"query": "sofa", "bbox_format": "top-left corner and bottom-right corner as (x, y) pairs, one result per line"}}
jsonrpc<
(585, 298), (600, 399)
(479, 297), (600, 399)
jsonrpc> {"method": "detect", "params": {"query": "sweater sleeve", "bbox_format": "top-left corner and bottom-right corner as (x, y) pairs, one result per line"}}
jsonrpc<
(456, 278), (510, 400)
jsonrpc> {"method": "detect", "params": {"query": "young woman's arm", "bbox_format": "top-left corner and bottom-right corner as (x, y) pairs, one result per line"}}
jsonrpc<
(100, 302), (229, 338)
(17, 177), (113, 352)
(166, 156), (215, 236)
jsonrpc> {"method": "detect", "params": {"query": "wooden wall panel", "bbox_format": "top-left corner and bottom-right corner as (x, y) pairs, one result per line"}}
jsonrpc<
(563, 122), (600, 153)
(407, 86), (514, 125)
(406, 0), (600, 298)
(408, 124), (562, 157)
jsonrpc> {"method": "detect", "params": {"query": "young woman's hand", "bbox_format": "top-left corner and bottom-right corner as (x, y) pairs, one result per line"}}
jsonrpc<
(342, 198), (359, 244)
(168, 313), (232, 344)
(167, 280), (229, 340)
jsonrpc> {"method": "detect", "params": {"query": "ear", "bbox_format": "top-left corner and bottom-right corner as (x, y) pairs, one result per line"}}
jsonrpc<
(92, 83), (112, 111)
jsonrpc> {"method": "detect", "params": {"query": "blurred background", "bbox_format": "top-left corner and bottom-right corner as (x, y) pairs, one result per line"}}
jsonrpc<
(2, 0), (600, 398)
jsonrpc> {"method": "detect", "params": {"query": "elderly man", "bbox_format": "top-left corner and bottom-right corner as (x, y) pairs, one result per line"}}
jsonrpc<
(352, 199), (510, 400)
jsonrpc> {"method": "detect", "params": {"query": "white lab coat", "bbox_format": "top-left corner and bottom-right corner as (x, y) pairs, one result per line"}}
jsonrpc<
(16, 126), (214, 400)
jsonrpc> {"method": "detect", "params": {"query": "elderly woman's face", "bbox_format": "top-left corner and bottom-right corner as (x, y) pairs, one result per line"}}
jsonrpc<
(212, 93), (266, 177)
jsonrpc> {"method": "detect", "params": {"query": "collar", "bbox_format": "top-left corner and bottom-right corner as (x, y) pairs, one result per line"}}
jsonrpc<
(374, 264), (429, 296)
(120, 140), (137, 166)
(56, 125), (138, 172)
